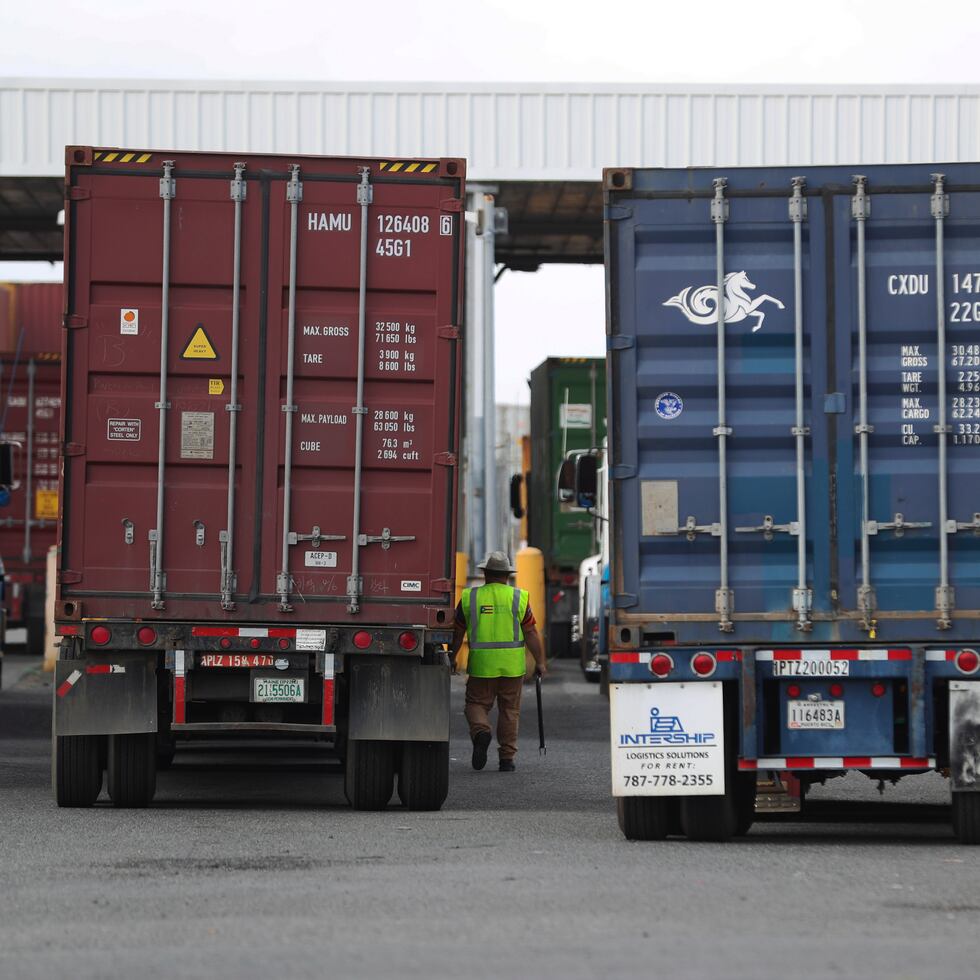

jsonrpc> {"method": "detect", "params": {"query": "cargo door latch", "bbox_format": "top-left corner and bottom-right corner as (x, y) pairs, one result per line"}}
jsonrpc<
(357, 527), (416, 551)
(288, 525), (346, 549)
(735, 515), (799, 542)
(866, 513), (932, 538)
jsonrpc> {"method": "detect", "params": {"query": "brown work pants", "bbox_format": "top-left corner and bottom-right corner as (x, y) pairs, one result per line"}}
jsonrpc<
(464, 675), (524, 761)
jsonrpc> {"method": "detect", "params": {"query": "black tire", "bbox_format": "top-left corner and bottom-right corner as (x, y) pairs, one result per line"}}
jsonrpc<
(599, 661), (610, 699)
(345, 739), (394, 811)
(680, 791), (738, 842)
(734, 772), (757, 836)
(398, 740), (449, 811)
(952, 792), (980, 844)
(54, 734), (103, 807)
(616, 796), (670, 841)
(156, 744), (176, 770)
(107, 733), (157, 808)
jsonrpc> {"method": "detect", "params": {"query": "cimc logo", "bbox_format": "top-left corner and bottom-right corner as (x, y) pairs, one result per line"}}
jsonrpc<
(618, 707), (716, 746)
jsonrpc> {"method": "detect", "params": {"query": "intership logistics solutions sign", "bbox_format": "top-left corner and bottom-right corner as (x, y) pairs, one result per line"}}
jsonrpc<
(610, 682), (725, 797)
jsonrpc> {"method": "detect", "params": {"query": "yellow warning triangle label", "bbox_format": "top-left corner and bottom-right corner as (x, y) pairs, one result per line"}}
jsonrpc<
(180, 325), (218, 360)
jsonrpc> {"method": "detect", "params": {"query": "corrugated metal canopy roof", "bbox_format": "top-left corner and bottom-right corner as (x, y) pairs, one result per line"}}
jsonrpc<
(0, 177), (63, 261)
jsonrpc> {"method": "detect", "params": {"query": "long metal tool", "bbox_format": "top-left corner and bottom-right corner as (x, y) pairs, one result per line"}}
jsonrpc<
(347, 167), (373, 614)
(852, 175), (875, 632)
(932, 173), (954, 630)
(712, 178), (734, 632)
(789, 177), (812, 631)
(150, 160), (175, 610)
(277, 165), (303, 611)
(536, 672), (546, 755)
(220, 162), (246, 611)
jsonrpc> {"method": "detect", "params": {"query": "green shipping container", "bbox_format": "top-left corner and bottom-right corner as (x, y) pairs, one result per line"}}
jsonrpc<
(528, 357), (606, 656)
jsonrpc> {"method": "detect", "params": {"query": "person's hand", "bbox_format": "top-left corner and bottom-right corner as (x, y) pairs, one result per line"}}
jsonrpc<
(535, 661), (548, 678)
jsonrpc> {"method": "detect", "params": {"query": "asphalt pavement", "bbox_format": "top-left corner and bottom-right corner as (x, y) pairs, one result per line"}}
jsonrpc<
(0, 656), (976, 980)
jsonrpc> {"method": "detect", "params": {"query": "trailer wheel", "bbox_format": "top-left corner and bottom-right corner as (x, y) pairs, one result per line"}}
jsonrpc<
(734, 772), (757, 836)
(345, 739), (394, 811)
(397, 740), (449, 811)
(54, 735), (103, 807)
(952, 792), (980, 844)
(107, 733), (157, 808)
(616, 797), (670, 840)
(680, 773), (745, 843)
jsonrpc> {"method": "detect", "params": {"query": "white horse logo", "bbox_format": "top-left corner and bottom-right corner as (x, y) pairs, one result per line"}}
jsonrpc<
(663, 271), (784, 333)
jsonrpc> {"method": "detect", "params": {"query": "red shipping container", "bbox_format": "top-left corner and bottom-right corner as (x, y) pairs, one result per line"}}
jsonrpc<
(59, 147), (464, 629)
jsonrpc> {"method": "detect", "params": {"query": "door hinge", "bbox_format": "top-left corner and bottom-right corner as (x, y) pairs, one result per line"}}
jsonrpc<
(608, 334), (635, 351)
(440, 199), (462, 212)
(434, 452), (457, 466)
(611, 464), (637, 480)
(614, 593), (638, 608)
(432, 577), (452, 591)
(67, 187), (91, 201)
(438, 325), (460, 340)
(63, 442), (86, 457)
(603, 205), (632, 221)
(64, 314), (87, 329)
(59, 570), (82, 584)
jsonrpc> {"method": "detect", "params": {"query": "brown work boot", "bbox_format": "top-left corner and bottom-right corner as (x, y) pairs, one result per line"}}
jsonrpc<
(471, 731), (491, 771)
(499, 759), (516, 772)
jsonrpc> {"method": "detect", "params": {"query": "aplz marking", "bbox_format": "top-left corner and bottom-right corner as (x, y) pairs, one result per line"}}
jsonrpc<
(308, 211), (352, 232)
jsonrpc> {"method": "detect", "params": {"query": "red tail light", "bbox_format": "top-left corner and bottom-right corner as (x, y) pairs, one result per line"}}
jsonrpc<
(787, 684), (802, 698)
(398, 631), (418, 651)
(871, 682), (887, 698)
(249, 637), (261, 649)
(219, 637), (232, 650)
(650, 653), (673, 678)
(829, 682), (844, 698)
(278, 637), (291, 650)
(956, 649), (979, 675)
(90, 625), (111, 646)
(692, 652), (716, 677)
(353, 630), (373, 650)
(137, 626), (157, 646)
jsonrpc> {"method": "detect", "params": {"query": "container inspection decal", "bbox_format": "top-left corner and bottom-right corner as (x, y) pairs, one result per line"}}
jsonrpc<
(119, 308), (138, 335)
(662, 271), (785, 333)
(610, 682), (725, 797)
(654, 392), (683, 420)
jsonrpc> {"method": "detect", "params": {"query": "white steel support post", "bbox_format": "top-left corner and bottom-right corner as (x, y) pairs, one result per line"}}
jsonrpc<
(481, 194), (499, 554)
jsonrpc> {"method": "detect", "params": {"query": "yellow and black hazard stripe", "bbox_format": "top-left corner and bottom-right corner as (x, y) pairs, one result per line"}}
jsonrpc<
(560, 357), (591, 364)
(33, 352), (61, 362)
(378, 161), (438, 174)
(93, 151), (153, 164)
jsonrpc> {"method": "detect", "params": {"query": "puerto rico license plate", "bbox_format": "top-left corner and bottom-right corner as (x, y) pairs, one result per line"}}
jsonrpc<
(252, 676), (305, 703)
(787, 700), (845, 730)
(773, 658), (849, 677)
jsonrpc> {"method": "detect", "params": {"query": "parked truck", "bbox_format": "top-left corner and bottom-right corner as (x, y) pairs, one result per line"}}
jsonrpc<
(0, 282), (62, 654)
(527, 357), (605, 658)
(53, 146), (464, 810)
(566, 162), (980, 844)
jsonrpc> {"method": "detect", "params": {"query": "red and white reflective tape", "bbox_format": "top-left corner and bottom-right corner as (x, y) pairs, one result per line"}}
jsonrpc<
(757, 649), (912, 661)
(56, 669), (82, 698)
(610, 650), (741, 665)
(85, 664), (126, 675)
(173, 649), (186, 725)
(739, 756), (935, 771)
(192, 626), (296, 638)
(321, 654), (335, 727)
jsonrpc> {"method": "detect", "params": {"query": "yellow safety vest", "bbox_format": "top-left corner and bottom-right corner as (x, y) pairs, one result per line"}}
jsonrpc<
(462, 583), (530, 678)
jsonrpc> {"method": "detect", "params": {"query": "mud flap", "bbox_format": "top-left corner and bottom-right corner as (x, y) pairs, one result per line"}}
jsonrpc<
(348, 659), (449, 742)
(610, 681), (725, 797)
(54, 653), (157, 737)
(950, 680), (980, 791)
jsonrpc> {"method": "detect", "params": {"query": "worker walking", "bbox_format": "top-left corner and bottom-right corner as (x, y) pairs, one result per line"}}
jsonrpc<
(450, 551), (547, 772)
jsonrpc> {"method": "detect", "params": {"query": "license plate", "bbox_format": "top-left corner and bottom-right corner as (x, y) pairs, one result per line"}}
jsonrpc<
(773, 658), (849, 677)
(200, 654), (276, 668)
(787, 700), (845, 730)
(252, 676), (305, 703)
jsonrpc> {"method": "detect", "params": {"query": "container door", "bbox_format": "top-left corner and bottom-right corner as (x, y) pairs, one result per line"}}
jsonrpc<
(613, 190), (831, 628)
(838, 178), (980, 634)
(263, 170), (460, 615)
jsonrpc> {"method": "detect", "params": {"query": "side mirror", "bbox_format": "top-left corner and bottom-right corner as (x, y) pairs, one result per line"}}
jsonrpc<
(556, 458), (576, 504)
(575, 454), (598, 509)
(0, 443), (13, 488)
(509, 473), (525, 519)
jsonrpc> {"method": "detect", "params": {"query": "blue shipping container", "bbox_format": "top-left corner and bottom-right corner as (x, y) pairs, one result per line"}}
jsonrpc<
(605, 163), (980, 646)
